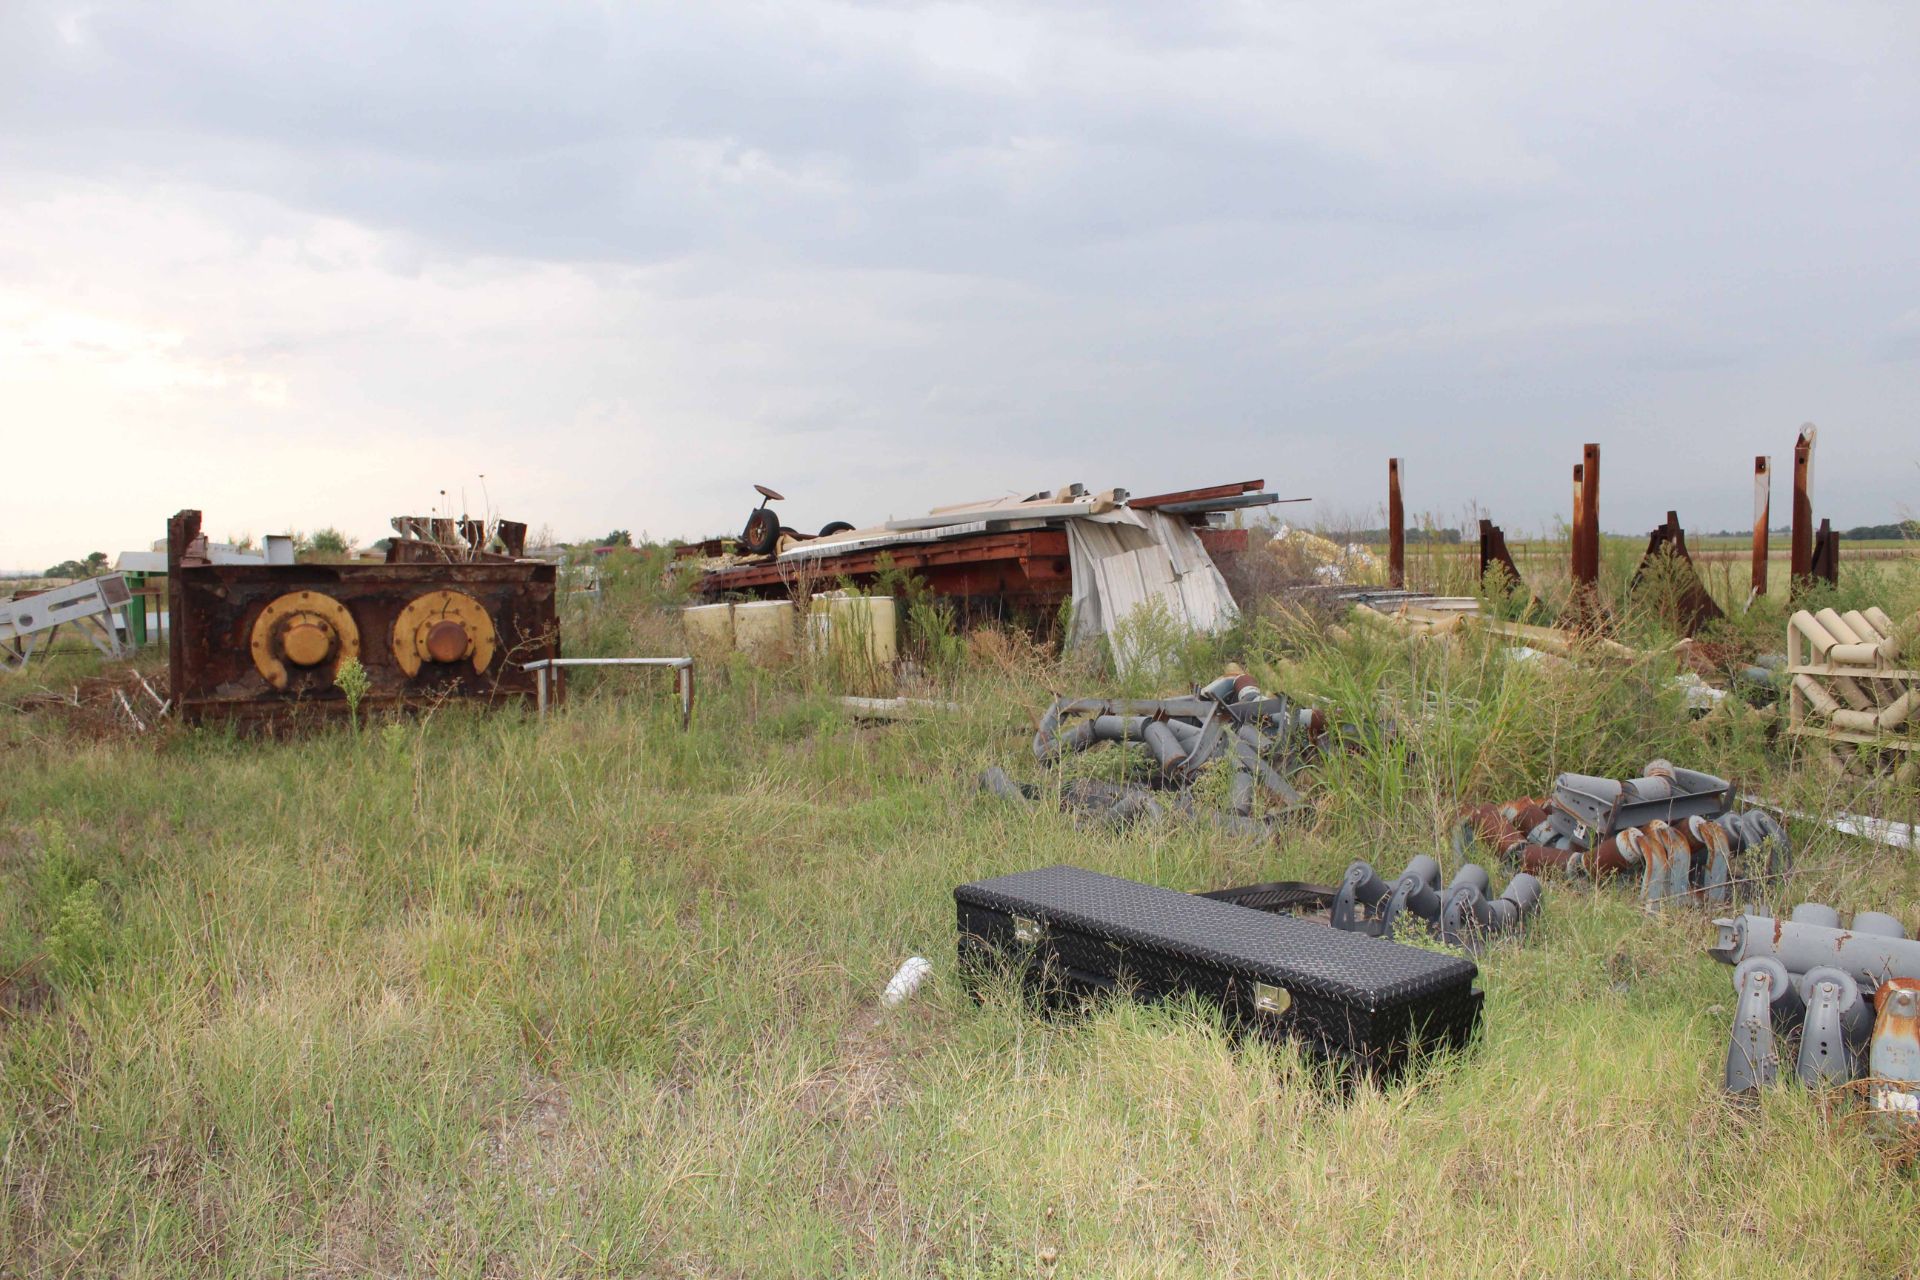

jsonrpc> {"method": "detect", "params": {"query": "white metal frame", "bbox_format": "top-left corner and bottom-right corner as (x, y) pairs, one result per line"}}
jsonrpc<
(522, 657), (694, 728)
(1, 574), (134, 670)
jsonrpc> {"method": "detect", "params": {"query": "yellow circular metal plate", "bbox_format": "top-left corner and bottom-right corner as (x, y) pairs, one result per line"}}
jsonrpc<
(390, 589), (497, 677)
(248, 592), (360, 690)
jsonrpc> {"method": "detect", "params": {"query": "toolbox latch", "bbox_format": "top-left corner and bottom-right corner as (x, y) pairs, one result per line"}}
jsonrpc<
(1012, 915), (1043, 945)
(1253, 982), (1292, 1017)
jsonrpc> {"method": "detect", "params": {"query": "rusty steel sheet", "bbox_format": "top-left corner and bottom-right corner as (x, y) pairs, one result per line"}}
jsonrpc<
(1629, 511), (1724, 636)
(167, 509), (557, 728)
(1477, 519), (1525, 594)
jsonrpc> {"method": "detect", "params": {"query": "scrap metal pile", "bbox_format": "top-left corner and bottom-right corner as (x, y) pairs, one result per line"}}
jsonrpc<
(689, 480), (1288, 664)
(1202, 856), (1544, 957)
(984, 674), (1332, 834)
(1456, 760), (1790, 907)
(1711, 902), (1920, 1119)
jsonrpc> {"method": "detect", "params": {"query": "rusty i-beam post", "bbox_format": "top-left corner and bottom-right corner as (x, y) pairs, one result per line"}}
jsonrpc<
(1387, 458), (1404, 588)
(1571, 463), (1586, 587)
(1579, 443), (1600, 587)
(1750, 456), (1770, 599)
(1790, 424), (1816, 593)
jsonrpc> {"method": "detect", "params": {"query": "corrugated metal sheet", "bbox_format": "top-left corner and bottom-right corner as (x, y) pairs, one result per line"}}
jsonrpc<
(1065, 509), (1238, 673)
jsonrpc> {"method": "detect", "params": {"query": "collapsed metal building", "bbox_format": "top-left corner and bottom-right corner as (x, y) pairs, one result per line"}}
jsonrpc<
(684, 480), (1289, 665)
(165, 509), (558, 728)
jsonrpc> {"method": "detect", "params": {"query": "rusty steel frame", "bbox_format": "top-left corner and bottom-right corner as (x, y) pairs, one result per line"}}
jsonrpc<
(1751, 456), (1771, 600)
(1387, 458), (1405, 589)
(167, 509), (558, 728)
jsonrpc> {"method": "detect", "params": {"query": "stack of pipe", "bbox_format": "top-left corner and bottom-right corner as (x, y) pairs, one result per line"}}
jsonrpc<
(1454, 760), (1788, 909)
(1330, 855), (1543, 954)
(1789, 606), (1916, 737)
(1709, 903), (1920, 1120)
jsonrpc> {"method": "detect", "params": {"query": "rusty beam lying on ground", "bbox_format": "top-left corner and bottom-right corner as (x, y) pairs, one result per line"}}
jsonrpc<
(1630, 511), (1724, 635)
(167, 509), (557, 729)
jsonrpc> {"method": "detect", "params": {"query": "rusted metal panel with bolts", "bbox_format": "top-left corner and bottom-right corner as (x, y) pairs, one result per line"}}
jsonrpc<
(167, 509), (557, 728)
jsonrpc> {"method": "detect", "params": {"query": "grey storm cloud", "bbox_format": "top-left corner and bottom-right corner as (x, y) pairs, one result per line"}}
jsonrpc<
(1, 1), (1917, 567)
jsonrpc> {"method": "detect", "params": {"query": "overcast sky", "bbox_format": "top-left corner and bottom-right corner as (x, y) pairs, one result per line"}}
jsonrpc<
(3, 2), (1917, 568)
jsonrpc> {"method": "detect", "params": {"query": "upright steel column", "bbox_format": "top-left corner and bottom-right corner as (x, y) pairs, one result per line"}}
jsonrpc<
(1579, 443), (1601, 588)
(1751, 456), (1770, 599)
(1387, 458), (1405, 589)
(1790, 424), (1816, 593)
(1571, 463), (1587, 588)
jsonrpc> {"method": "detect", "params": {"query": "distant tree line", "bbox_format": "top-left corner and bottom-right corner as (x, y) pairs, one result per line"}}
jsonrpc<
(44, 551), (109, 578)
(1838, 521), (1919, 541)
(1706, 520), (1917, 540)
(1321, 527), (1464, 544)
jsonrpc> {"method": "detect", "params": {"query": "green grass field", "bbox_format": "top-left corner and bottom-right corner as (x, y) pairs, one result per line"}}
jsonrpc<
(5, 558), (1920, 1277)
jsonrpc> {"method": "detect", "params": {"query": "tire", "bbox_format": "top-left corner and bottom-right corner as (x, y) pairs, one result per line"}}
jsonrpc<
(818, 520), (855, 537)
(740, 507), (780, 556)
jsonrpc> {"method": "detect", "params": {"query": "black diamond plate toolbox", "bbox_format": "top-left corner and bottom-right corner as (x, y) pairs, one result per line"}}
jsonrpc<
(955, 865), (1483, 1079)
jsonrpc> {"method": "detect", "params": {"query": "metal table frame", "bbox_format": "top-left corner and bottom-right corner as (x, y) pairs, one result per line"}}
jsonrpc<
(523, 657), (694, 728)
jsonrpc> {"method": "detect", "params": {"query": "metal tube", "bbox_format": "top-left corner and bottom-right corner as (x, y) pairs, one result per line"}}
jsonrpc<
(1751, 456), (1770, 599)
(1710, 913), (1920, 990)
